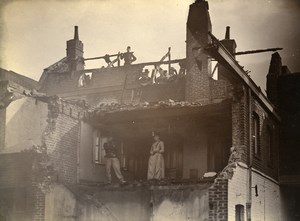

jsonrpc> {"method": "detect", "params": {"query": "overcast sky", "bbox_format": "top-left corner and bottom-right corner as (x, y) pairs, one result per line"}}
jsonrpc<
(0, 0), (299, 90)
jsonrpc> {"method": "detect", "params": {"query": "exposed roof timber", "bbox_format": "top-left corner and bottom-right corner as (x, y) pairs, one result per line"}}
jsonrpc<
(234, 48), (283, 56)
(78, 59), (186, 74)
(205, 32), (280, 121)
(84, 52), (129, 61)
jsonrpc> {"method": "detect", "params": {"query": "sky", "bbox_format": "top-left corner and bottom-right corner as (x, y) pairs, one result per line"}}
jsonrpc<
(0, 0), (299, 90)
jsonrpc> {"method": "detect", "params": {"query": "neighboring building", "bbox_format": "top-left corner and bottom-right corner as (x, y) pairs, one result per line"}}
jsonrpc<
(266, 53), (300, 220)
(0, 0), (299, 220)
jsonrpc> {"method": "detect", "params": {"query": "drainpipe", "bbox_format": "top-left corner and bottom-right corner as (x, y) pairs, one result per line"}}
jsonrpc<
(246, 87), (252, 221)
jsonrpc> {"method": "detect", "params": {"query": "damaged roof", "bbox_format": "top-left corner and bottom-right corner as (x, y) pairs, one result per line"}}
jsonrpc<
(0, 68), (38, 90)
(38, 57), (69, 90)
(84, 99), (231, 124)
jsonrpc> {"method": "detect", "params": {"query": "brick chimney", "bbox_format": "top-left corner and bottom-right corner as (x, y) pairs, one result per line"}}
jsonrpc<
(266, 52), (282, 106)
(220, 26), (237, 56)
(185, 0), (212, 103)
(66, 26), (84, 71)
(218, 26), (237, 81)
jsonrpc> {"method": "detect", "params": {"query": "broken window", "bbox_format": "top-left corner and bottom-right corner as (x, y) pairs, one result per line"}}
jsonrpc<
(211, 61), (218, 80)
(78, 72), (92, 87)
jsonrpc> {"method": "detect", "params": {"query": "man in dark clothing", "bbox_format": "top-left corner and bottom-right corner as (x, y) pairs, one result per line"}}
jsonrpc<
(120, 46), (136, 66)
(103, 136), (126, 184)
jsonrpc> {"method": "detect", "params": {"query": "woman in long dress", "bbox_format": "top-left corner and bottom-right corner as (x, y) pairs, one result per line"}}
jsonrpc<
(147, 133), (165, 180)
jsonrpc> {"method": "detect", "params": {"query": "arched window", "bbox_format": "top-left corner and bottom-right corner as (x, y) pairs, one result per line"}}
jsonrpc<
(251, 112), (260, 157)
(235, 204), (245, 221)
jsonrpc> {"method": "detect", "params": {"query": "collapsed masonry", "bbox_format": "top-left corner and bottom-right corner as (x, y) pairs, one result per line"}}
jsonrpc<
(0, 79), (234, 220)
(1, 0), (300, 220)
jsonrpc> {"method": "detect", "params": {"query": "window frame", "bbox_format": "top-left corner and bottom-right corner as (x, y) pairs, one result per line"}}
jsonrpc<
(78, 72), (92, 87)
(251, 112), (261, 158)
(235, 204), (245, 221)
(93, 130), (107, 165)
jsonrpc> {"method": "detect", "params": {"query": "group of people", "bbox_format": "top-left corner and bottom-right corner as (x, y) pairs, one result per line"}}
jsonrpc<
(138, 62), (186, 86)
(103, 132), (165, 184)
(101, 46), (187, 87)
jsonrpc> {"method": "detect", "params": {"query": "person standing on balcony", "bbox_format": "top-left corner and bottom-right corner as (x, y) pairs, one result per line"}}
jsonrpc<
(103, 136), (126, 184)
(120, 46), (136, 66)
(147, 132), (165, 180)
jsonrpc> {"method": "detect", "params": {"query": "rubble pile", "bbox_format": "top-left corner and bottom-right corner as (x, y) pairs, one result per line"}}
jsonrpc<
(86, 99), (204, 116)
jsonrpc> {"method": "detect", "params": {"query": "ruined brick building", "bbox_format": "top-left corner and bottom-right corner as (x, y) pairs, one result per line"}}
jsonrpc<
(0, 0), (299, 220)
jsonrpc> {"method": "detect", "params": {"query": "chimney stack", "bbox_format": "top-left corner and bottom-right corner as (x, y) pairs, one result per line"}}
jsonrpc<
(185, 0), (212, 103)
(66, 26), (84, 71)
(266, 52), (283, 106)
(218, 26), (237, 81)
(220, 26), (236, 56)
(225, 26), (230, 40)
(74, 26), (79, 39)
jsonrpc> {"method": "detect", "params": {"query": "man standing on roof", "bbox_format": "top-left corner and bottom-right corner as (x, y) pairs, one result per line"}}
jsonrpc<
(120, 46), (136, 66)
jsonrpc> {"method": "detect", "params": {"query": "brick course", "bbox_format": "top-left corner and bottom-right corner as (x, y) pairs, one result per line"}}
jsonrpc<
(209, 178), (228, 221)
(44, 100), (82, 185)
(231, 85), (249, 163)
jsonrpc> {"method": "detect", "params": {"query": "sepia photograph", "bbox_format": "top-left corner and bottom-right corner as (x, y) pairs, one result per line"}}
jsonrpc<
(0, 0), (300, 220)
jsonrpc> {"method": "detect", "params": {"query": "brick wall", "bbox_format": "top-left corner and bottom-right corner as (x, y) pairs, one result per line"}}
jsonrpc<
(208, 178), (228, 221)
(185, 0), (212, 103)
(41, 63), (186, 107)
(44, 100), (82, 185)
(228, 164), (248, 221)
(185, 28), (211, 103)
(67, 88), (137, 106)
(251, 99), (279, 180)
(140, 80), (185, 102)
(0, 99), (84, 221)
(41, 64), (141, 97)
(210, 79), (231, 102)
(231, 85), (249, 164)
(230, 84), (279, 180)
(32, 185), (45, 221)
